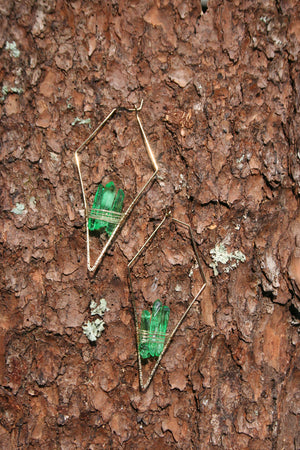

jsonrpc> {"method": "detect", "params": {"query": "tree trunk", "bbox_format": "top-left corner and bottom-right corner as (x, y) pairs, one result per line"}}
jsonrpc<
(0, 0), (299, 448)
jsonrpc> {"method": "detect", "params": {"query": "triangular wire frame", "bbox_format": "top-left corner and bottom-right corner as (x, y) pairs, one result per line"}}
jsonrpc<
(74, 101), (158, 273)
(128, 213), (207, 391)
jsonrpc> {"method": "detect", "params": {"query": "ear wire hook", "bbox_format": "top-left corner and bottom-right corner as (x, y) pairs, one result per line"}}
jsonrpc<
(119, 99), (144, 112)
(115, 100), (157, 172)
(74, 100), (158, 273)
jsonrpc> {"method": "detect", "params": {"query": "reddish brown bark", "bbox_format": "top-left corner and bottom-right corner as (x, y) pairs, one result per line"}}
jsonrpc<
(0, 0), (299, 447)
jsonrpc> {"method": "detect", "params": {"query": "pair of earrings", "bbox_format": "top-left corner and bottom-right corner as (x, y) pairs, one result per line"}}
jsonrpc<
(74, 101), (206, 390)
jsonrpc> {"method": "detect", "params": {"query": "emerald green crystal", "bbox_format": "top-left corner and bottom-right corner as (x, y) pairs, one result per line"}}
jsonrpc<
(88, 181), (124, 236)
(156, 305), (170, 356)
(149, 300), (169, 357)
(139, 310), (151, 359)
(88, 182), (115, 232)
(139, 300), (170, 359)
(106, 187), (125, 235)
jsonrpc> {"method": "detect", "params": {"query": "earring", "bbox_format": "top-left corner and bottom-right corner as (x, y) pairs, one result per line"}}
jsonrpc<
(74, 100), (158, 272)
(128, 212), (207, 391)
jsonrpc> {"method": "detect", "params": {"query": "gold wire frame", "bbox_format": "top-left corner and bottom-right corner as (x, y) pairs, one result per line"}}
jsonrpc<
(74, 100), (158, 272)
(128, 212), (207, 391)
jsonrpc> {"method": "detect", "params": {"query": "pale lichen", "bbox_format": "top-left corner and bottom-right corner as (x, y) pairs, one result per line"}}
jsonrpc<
(82, 298), (109, 342)
(5, 41), (20, 58)
(210, 243), (246, 276)
(90, 298), (109, 316)
(11, 203), (27, 215)
(1, 84), (23, 102)
(82, 319), (105, 342)
(71, 117), (91, 127)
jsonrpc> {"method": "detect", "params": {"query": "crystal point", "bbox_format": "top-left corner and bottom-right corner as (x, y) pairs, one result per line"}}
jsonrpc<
(157, 305), (170, 356)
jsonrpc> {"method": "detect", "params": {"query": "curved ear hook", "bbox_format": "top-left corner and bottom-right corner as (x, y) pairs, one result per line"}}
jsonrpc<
(119, 99), (144, 112)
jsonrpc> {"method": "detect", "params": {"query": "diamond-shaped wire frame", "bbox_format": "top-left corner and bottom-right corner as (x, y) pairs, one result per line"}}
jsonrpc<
(127, 213), (207, 391)
(74, 102), (158, 272)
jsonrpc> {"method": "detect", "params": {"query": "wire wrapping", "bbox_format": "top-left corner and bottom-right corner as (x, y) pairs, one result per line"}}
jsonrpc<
(138, 329), (170, 345)
(88, 208), (124, 224)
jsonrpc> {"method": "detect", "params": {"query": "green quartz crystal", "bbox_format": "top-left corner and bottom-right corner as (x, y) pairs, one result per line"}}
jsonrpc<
(89, 182), (115, 232)
(88, 181), (124, 236)
(149, 300), (162, 346)
(139, 300), (170, 359)
(139, 310), (151, 359)
(149, 300), (166, 357)
(156, 305), (170, 356)
(106, 187), (125, 235)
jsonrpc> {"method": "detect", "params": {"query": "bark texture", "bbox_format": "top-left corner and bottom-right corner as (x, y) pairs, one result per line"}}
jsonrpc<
(0, 0), (300, 448)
